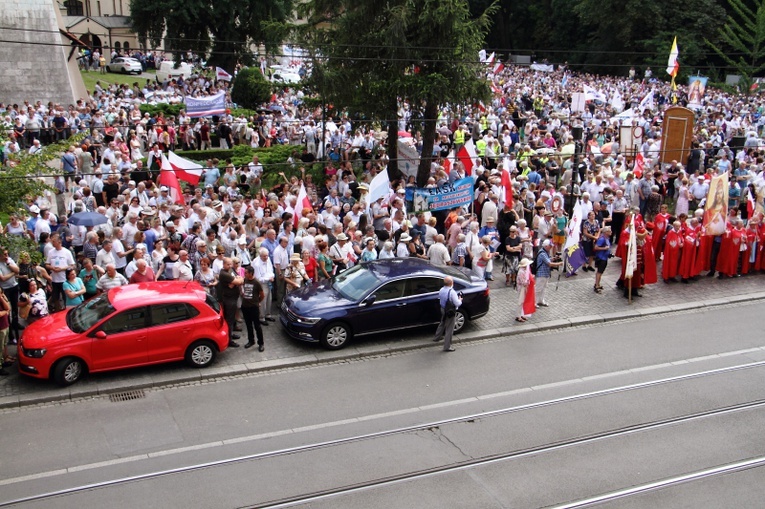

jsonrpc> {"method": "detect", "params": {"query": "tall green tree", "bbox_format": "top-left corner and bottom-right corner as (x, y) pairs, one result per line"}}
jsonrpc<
(297, 0), (496, 185)
(707, 0), (765, 91)
(130, 0), (294, 72)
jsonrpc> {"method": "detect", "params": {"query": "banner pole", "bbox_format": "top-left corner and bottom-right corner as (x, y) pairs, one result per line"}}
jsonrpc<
(556, 250), (565, 291)
(628, 276), (633, 305)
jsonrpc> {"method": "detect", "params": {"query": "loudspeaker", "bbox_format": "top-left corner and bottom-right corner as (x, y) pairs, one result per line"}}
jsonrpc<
(571, 126), (583, 141)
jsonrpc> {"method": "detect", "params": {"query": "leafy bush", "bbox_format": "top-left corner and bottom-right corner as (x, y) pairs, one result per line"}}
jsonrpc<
(231, 68), (272, 110)
(139, 103), (185, 118)
(0, 233), (43, 264)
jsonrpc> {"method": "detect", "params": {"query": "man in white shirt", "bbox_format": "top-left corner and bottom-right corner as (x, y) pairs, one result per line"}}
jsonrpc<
(427, 235), (451, 266)
(95, 240), (116, 271)
(45, 233), (75, 311)
(272, 236), (290, 303)
(173, 250), (194, 281)
(253, 248), (276, 323)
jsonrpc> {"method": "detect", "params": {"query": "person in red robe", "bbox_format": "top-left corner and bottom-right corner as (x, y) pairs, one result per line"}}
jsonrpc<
(679, 219), (698, 282)
(661, 221), (683, 282)
(641, 224), (658, 286)
(652, 205), (671, 261)
(756, 218), (765, 272)
(741, 219), (759, 275)
(717, 221), (743, 277)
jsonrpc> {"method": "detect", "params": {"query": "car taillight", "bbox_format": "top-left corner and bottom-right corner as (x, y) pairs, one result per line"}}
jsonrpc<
(483, 287), (490, 296)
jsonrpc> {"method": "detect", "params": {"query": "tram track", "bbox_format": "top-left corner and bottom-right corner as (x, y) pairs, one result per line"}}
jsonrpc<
(3, 359), (765, 508)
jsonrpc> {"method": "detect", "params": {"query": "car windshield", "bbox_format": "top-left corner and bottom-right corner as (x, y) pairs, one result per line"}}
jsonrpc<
(67, 294), (115, 333)
(332, 265), (381, 301)
(441, 265), (470, 282)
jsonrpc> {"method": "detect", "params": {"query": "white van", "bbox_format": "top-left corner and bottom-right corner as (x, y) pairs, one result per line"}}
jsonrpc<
(155, 61), (193, 82)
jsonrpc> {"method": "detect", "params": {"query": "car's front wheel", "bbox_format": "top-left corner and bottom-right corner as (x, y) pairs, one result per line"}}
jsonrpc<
(185, 340), (217, 368)
(453, 310), (467, 333)
(320, 322), (351, 350)
(52, 357), (86, 386)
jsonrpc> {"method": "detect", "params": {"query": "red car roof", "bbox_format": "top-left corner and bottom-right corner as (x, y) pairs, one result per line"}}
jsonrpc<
(107, 281), (208, 310)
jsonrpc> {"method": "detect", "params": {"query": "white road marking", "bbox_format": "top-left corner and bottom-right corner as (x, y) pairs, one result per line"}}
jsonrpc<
(2, 346), (765, 488)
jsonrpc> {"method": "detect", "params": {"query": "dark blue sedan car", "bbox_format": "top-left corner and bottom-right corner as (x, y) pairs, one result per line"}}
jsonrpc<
(280, 258), (490, 349)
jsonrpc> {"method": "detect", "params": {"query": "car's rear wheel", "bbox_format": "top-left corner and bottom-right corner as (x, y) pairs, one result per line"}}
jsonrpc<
(453, 310), (467, 333)
(320, 322), (351, 350)
(52, 357), (86, 386)
(185, 340), (217, 368)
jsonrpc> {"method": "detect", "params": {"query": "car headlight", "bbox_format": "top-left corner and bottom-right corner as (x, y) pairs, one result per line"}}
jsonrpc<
(23, 348), (47, 359)
(295, 316), (321, 325)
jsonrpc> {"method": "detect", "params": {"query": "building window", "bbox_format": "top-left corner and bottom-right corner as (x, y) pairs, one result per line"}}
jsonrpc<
(124, 41), (130, 53)
(114, 41), (121, 53)
(65, 0), (84, 16)
(96, 1), (101, 16)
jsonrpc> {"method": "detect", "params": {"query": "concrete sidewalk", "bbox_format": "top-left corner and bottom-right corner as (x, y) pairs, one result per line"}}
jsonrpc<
(2, 260), (764, 409)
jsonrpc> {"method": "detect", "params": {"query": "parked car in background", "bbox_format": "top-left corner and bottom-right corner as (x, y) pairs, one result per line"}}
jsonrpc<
(281, 258), (490, 349)
(17, 282), (229, 386)
(156, 61), (193, 82)
(106, 57), (143, 74)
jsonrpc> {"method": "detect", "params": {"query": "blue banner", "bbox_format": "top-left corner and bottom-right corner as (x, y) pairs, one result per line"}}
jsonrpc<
(184, 92), (226, 118)
(413, 177), (474, 213)
(564, 244), (587, 276)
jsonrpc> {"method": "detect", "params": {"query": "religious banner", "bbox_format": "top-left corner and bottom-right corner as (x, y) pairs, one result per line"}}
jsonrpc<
(687, 76), (708, 110)
(702, 174), (729, 236)
(563, 200), (587, 275)
(184, 92), (226, 118)
(412, 177), (473, 213)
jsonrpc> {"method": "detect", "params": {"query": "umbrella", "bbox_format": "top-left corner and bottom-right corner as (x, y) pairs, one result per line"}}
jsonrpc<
(68, 211), (108, 227)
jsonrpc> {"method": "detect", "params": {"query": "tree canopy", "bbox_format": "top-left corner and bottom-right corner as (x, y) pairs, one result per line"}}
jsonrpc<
(129, 0), (294, 72)
(472, 0), (729, 79)
(297, 0), (496, 184)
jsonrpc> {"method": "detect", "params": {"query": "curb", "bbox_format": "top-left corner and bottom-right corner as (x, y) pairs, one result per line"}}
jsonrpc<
(2, 291), (765, 410)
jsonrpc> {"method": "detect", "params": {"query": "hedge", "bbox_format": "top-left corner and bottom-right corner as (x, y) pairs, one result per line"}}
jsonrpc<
(175, 143), (321, 189)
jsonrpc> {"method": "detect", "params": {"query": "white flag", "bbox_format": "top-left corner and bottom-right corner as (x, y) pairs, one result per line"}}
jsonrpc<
(639, 90), (654, 112)
(368, 168), (392, 204)
(610, 88), (624, 112)
(625, 215), (638, 279)
(564, 200), (584, 251)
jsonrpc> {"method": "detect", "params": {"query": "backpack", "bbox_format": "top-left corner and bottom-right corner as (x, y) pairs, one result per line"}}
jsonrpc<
(530, 249), (543, 276)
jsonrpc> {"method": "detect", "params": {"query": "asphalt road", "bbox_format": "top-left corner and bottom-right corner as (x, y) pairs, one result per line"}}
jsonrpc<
(1, 302), (765, 508)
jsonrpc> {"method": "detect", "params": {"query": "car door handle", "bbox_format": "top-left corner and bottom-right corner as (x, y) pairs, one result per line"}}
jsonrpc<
(396, 303), (407, 307)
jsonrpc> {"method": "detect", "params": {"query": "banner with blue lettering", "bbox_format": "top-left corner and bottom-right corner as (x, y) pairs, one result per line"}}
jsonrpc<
(184, 92), (226, 118)
(413, 177), (473, 213)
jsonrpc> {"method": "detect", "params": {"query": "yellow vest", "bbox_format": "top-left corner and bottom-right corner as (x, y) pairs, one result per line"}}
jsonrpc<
(476, 139), (487, 157)
(454, 129), (465, 145)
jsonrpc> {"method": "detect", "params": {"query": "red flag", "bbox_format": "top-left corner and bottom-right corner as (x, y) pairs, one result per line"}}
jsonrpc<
(634, 153), (645, 178)
(457, 139), (477, 176)
(501, 167), (514, 209)
(442, 150), (454, 174)
(159, 155), (185, 205)
(293, 183), (312, 228)
(492, 62), (504, 75)
(167, 150), (204, 184)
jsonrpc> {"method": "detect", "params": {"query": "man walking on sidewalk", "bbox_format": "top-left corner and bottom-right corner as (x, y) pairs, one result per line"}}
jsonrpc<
(536, 240), (562, 307)
(433, 276), (462, 352)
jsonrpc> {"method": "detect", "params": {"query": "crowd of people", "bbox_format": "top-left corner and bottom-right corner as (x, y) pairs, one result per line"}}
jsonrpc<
(2, 60), (765, 373)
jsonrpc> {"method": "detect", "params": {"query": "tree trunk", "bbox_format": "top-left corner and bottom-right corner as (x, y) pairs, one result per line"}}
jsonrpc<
(417, 101), (438, 187)
(387, 120), (400, 182)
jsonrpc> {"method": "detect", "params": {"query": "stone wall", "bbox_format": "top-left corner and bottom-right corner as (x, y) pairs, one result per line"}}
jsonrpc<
(0, 0), (87, 106)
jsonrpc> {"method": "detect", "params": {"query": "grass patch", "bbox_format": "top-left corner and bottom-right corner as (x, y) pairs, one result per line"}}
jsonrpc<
(80, 70), (156, 94)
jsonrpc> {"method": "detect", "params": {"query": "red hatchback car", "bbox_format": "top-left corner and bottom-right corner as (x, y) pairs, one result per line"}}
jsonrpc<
(18, 282), (229, 386)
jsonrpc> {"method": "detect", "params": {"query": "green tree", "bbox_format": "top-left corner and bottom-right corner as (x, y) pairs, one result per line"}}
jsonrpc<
(231, 68), (273, 110)
(706, 0), (765, 92)
(0, 134), (83, 216)
(129, 0), (294, 72)
(297, 0), (496, 185)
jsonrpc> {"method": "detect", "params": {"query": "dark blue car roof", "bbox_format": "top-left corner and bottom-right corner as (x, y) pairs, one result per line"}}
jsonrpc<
(363, 258), (471, 282)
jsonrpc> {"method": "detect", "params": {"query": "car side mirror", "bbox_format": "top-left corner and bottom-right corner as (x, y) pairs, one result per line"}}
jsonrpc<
(94, 331), (107, 340)
(363, 294), (376, 306)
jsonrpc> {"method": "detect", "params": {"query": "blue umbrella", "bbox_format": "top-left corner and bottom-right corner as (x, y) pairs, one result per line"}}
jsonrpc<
(68, 211), (108, 227)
